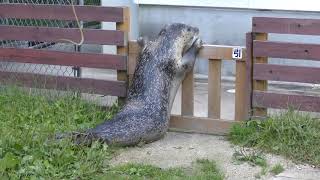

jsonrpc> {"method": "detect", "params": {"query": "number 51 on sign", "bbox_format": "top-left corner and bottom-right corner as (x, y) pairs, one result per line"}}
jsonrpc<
(232, 47), (243, 59)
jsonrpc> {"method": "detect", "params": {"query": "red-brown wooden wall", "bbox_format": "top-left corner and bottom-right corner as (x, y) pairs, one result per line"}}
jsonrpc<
(246, 17), (320, 117)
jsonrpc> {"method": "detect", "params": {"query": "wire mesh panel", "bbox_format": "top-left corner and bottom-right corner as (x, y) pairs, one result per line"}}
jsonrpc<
(0, 0), (76, 97)
(0, 1), (128, 103)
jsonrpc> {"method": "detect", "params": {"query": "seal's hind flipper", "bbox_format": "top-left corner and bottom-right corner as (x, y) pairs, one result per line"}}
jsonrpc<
(55, 131), (100, 146)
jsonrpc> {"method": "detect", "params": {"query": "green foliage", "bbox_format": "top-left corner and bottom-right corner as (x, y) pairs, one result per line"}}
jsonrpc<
(193, 159), (225, 180)
(0, 87), (224, 179)
(102, 159), (224, 180)
(270, 163), (284, 175)
(232, 147), (267, 167)
(0, 87), (118, 179)
(104, 163), (185, 179)
(229, 110), (320, 167)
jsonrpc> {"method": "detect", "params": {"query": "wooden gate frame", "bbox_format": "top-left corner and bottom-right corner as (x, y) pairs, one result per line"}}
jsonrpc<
(129, 42), (249, 135)
(246, 17), (320, 118)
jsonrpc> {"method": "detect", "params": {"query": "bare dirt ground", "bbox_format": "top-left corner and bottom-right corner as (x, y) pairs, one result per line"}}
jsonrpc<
(110, 132), (320, 180)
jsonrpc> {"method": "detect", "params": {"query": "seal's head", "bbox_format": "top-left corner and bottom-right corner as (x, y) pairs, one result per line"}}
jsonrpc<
(157, 23), (201, 56)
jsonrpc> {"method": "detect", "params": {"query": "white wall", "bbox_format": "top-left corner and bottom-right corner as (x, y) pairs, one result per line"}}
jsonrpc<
(137, 0), (320, 12)
(101, 0), (139, 54)
(101, 0), (320, 76)
(138, 5), (320, 76)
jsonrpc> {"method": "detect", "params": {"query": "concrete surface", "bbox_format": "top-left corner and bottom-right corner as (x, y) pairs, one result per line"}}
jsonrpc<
(110, 132), (320, 180)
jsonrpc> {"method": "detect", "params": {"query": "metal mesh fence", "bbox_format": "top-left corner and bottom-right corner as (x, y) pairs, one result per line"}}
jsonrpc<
(0, 0), (108, 99)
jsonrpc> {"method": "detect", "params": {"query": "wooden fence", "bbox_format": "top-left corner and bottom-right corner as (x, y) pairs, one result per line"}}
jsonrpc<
(0, 4), (129, 98)
(247, 17), (320, 118)
(129, 42), (248, 135)
(8, 5), (313, 135)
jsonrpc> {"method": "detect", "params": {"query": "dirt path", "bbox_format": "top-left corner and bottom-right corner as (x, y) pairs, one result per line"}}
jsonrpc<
(110, 132), (320, 180)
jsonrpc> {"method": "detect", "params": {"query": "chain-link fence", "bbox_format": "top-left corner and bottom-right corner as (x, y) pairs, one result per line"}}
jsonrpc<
(0, 0), (115, 101)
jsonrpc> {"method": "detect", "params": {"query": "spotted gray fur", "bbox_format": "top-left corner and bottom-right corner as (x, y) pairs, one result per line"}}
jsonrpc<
(72, 23), (202, 146)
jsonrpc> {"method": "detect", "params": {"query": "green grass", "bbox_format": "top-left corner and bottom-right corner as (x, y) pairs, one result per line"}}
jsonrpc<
(0, 87), (118, 179)
(101, 159), (224, 180)
(0, 87), (224, 179)
(229, 110), (320, 167)
(192, 159), (225, 180)
(270, 163), (284, 175)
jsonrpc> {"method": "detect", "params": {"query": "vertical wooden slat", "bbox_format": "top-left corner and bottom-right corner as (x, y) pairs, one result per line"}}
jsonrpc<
(208, 59), (221, 119)
(116, 7), (130, 105)
(253, 32), (268, 117)
(235, 60), (248, 121)
(181, 71), (194, 116)
(128, 41), (140, 87)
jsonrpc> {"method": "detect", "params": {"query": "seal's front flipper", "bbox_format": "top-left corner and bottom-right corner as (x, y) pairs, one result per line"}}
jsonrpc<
(181, 38), (203, 72)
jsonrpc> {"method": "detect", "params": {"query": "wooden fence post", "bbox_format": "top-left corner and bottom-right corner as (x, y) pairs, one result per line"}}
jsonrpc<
(116, 7), (130, 106)
(252, 32), (268, 117)
(235, 60), (248, 121)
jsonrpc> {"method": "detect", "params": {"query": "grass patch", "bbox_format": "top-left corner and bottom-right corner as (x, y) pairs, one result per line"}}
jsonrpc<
(0, 87), (224, 179)
(193, 159), (225, 180)
(102, 159), (224, 180)
(229, 110), (320, 167)
(0, 87), (118, 179)
(270, 164), (284, 175)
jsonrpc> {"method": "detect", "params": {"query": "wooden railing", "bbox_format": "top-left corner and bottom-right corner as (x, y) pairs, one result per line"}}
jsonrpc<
(0, 4), (129, 98)
(129, 41), (248, 135)
(247, 17), (320, 117)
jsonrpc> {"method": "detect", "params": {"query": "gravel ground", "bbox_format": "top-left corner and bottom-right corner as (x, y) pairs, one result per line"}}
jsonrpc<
(110, 132), (320, 180)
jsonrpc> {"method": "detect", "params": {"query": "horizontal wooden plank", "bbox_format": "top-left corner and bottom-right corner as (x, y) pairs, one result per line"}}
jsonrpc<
(0, 25), (124, 45)
(199, 44), (246, 60)
(0, 4), (124, 22)
(0, 72), (127, 97)
(253, 63), (320, 84)
(253, 91), (320, 112)
(253, 40), (320, 61)
(253, 17), (320, 35)
(169, 115), (237, 135)
(0, 48), (127, 70)
(128, 41), (246, 61)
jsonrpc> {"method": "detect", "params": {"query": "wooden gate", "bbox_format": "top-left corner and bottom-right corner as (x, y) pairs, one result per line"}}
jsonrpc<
(0, 3), (129, 98)
(246, 17), (320, 118)
(129, 42), (248, 135)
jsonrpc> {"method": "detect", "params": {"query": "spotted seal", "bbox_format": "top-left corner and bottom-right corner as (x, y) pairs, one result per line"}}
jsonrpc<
(70, 23), (202, 146)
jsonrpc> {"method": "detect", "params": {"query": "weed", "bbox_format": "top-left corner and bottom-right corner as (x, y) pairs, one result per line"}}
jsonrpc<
(193, 159), (225, 180)
(233, 147), (267, 167)
(229, 110), (320, 167)
(270, 164), (284, 175)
